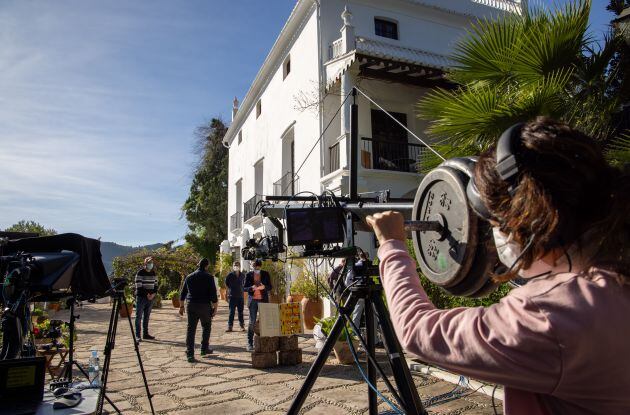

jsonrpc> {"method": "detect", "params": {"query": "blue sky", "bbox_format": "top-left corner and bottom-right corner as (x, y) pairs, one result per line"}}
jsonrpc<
(0, 0), (617, 246)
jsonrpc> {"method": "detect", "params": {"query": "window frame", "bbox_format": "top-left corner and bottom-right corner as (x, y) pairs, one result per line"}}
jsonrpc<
(256, 100), (262, 118)
(283, 55), (291, 80)
(374, 17), (399, 40)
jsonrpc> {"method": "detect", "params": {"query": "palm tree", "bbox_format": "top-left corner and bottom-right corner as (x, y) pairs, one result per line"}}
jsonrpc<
(417, 0), (630, 170)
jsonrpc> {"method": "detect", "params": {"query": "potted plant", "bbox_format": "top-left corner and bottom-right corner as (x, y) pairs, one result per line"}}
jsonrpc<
(154, 293), (162, 308)
(119, 296), (134, 318)
(32, 319), (51, 346)
(291, 273), (323, 330)
(167, 290), (181, 308)
(315, 316), (356, 364)
(31, 307), (47, 325)
(260, 260), (287, 304)
(287, 282), (304, 304)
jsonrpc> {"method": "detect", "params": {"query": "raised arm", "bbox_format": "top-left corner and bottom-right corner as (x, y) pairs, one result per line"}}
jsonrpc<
(378, 239), (561, 393)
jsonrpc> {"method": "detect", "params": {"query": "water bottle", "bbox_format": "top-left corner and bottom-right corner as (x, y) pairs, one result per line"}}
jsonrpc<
(88, 350), (101, 387)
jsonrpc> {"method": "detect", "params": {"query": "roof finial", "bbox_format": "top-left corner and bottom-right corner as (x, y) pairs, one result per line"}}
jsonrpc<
(341, 5), (353, 27)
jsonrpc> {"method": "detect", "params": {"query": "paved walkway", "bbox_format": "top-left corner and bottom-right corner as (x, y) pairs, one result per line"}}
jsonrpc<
(60, 301), (501, 414)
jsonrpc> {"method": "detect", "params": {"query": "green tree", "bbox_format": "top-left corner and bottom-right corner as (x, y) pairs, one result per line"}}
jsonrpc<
(182, 118), (229, 262)
(417, 0), (630, 170)
(4, 220), (57, 236)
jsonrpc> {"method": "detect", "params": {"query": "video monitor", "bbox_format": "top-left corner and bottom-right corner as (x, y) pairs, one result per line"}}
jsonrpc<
(285, 208), (345, 246)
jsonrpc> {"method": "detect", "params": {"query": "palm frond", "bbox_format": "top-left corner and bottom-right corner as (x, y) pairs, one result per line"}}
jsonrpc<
(605, 132), (630, 166)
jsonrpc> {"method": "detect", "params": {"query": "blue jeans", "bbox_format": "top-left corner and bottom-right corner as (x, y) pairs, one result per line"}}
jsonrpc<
(247, 299), (261, 347)
(135, 295), (153, 337)
(228, 296), (244, 328)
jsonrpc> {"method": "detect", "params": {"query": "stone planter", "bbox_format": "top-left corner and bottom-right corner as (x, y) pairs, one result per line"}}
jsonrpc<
(171, 298), (181, 308)
(333, 340), (355, 365)
(286, 294), (304, 304)
(301, 298), (323, 330)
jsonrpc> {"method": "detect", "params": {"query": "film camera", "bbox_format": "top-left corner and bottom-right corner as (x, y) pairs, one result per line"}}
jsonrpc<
(244, 157), (500, 298)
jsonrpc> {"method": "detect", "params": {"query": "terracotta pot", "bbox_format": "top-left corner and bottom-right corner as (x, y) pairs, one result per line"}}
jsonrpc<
(47, 303), (61, 312)
(268, 294), (281, 304)
(286, 294), (304, 304)
(301, 297), (323, 330)
(219, 288), (227, 301)
(119, 303), (133, 318)
(171, 298), (181, 308)
(333, 341), (355, 365)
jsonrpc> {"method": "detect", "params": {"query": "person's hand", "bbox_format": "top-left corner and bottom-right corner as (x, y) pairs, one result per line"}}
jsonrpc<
(147, 293), (156, 301)
(211, 303), (217, 317)
(366, 211), (406, 245)
(178, 305), (185, 316)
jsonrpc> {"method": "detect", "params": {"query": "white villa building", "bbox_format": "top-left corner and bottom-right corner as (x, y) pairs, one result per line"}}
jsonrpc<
(223, 0), (522, 266)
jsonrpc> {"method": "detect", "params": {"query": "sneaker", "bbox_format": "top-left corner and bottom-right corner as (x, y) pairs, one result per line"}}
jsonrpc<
(143, 334), (156, 340)
(200, 349), (213, 356)
(246, 344), (254, 352)
(225, 327), (233, 332)
(240, 325), (246, 332)
(187, 355), (195, 363)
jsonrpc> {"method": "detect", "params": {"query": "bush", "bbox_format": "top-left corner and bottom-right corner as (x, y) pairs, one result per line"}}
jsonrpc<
(166, 290), (179, 300)
(290, 273), (323, 300)
(316, 316), (354, 342)
(214, 252), (232, 289)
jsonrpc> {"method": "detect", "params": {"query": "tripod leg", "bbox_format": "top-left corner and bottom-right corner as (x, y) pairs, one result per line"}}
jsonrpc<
(371, 293), (426, 415)
(97, 296), (120, 414)
(123, 296), (155, 415)
(364, 297), (378, 415)
(287, 295), (359, 415)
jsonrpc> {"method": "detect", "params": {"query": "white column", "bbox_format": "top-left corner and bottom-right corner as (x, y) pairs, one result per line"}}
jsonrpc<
(339, 6), (355, 169)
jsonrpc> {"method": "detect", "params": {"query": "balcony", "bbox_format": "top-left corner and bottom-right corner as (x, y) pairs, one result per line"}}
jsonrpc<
(327, 142), (340, 175)
(230, 212), (242, 232)
(328, 38), (343, 60)
(360, 137), (425, 173)
(273, 172), (299, 196)
(243, 194), (262, 223)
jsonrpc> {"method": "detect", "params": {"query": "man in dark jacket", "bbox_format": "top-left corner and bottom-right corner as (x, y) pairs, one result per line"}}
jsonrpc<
(244, 259), (272, 351)
(225, 260), (245, 332)
(179, 258), (218, 362)
(135, 256), (158, 341)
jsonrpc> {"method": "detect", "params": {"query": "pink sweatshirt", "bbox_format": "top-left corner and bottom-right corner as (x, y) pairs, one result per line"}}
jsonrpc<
(378, 239), (630, 415)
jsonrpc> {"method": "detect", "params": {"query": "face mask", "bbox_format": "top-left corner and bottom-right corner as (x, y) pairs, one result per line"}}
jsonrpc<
(254, 268), (260, 274)
(233, 266), (240, 272)
(146, 263), (154, 271)
(493, 227), (558, 279)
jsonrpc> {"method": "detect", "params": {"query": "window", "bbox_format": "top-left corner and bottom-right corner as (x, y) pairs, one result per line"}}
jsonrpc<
(375, 18), (398, 40)
(256, 100), (262, 118)
(238, 131), (242, 144)
(283, 55), (291, 79)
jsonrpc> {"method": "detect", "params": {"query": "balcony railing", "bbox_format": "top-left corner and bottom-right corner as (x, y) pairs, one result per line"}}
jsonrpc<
(230, 212), (242, 231)
(273, 172), (299, 196)
(327, 142), (340, 174)
(243, 194), (262, 222)
(360, 137), (425, 173)
(328, 38), (344, 60)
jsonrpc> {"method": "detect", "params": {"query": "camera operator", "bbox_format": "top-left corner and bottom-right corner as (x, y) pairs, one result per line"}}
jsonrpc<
(244, 259), (272, 352)
(367, 118), (630, 415)
(135, 256), (158, 341)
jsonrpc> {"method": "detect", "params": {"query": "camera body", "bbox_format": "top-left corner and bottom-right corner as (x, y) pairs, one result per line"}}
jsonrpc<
(241, 235), (283, 262)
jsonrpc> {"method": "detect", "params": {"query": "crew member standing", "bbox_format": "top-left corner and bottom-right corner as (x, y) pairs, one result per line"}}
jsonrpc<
(179, 258), (218, 362)
(225, 261), (246, 332)
(135, 257), (158, 341)
(244, 259), (272, 351)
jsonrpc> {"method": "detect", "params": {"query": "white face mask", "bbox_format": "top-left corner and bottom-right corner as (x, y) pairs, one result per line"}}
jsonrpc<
(493, 227), (560, 279)
(233, 266), (240, 272)
(146, 263), (154, 271)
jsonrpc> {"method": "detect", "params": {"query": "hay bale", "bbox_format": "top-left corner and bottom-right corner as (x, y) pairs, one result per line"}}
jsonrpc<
(279, 335), (299, 351)
(254, 335), (280, 353)
(251, 351), (278, 368)
(278, 349), (302, 366)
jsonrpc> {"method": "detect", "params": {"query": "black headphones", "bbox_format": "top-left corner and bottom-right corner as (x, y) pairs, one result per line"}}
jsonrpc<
(466, 123), (525, 222)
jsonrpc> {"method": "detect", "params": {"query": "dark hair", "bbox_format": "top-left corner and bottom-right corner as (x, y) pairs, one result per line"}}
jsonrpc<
(254, 259), (262, 266)
(233, 261), (240, 266)
(198, 258), (210, 270)
(474, 117), (629, 282)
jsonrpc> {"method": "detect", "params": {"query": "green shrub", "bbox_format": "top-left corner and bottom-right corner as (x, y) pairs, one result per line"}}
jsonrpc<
(166, 290), (179, 300)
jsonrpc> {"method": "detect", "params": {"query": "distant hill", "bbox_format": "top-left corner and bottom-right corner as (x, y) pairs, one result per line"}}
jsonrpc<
(100, 241), (163, 274)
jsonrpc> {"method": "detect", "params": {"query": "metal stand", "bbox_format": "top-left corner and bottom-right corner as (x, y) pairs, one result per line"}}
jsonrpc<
(60, 298), (90, 383)
(97, 290), (155, 415)
(287, 275), (426, 415)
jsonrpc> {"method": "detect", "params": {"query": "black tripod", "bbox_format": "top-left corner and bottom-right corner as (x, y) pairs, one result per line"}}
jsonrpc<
(96, 281), (155, 415)
(287, 267), (427, 415)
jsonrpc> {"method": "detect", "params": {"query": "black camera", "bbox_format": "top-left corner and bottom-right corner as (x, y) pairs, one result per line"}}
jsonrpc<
(241, 235), (283, 261)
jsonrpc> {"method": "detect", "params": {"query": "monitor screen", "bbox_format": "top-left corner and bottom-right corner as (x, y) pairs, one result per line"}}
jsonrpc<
(285, 208), (345, 246)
